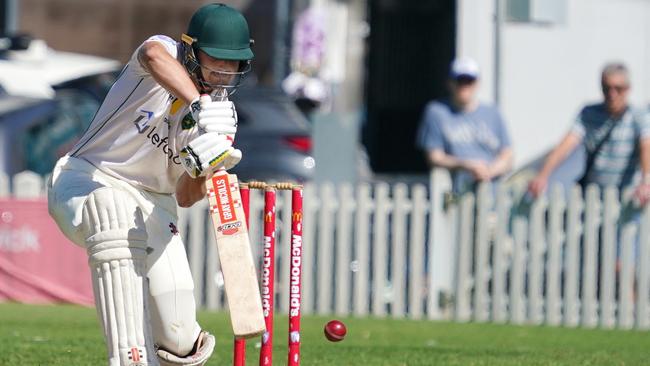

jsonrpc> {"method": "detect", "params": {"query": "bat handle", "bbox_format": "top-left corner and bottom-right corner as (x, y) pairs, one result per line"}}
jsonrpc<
(214, 87), (228, 101)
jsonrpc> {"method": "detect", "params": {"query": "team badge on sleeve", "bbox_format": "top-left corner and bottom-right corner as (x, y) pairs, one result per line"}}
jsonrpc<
(181, 113), (197, 130)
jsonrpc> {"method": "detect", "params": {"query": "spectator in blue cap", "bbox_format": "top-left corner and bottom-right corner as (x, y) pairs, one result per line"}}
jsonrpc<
(416, 57), (514, 193)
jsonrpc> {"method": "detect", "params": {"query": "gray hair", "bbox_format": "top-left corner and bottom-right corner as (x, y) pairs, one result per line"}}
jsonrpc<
(601, 62), (630, 84)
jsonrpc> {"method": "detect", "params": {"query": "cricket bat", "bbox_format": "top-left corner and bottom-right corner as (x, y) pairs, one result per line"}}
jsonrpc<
(206, 170), (266, 338)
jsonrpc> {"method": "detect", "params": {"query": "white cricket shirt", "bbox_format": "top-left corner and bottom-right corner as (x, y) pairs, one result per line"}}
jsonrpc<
(70, 35), (200, 194)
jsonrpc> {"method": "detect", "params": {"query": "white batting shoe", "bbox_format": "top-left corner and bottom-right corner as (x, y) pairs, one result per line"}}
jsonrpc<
(156, 331), (215, 366)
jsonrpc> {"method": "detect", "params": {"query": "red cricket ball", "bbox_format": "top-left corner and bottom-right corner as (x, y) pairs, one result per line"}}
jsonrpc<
(324, 319), (347, 342)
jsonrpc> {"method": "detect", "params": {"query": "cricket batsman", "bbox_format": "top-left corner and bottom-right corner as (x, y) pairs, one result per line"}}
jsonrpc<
(47, 4), (253, 365)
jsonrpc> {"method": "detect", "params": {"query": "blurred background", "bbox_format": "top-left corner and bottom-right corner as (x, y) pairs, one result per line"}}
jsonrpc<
(2, 0), (650, 185)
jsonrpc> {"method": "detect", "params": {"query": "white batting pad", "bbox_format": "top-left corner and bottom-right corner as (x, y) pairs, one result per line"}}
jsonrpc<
(83, 188), (155, 366)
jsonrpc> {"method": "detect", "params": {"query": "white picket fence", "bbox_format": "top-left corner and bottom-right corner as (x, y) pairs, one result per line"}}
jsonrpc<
(2, 169), (649, 330)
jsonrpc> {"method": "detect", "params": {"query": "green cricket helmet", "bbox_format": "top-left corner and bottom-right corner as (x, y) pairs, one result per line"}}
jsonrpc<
(181, 3), (254, 95)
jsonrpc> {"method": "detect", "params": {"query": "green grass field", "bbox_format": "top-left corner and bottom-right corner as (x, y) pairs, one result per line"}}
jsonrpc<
(1, 303), (649, 365)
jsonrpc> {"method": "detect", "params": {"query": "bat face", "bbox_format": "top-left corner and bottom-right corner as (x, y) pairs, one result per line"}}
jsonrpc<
(206, 171), (265, 338)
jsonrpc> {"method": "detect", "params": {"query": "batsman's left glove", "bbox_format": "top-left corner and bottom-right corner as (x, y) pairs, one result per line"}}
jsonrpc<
(180, 132), (242, 178)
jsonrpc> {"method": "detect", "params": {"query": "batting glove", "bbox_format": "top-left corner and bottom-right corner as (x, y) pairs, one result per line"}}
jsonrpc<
(189, 95), (238, 137)
(180, 133), (242, 178)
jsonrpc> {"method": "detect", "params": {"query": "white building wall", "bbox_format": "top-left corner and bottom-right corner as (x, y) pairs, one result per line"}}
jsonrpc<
(456, 0), (497, 103)
(458, 0), (650, 167)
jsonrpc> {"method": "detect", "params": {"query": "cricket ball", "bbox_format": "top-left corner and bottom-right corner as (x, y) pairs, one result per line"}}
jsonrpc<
(324, 320), (347, 342)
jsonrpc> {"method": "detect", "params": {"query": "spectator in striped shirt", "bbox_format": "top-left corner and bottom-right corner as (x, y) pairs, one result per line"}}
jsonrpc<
(528, 63), (650, 205)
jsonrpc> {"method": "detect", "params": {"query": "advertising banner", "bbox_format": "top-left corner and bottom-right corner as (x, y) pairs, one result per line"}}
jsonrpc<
(0, 199), (93, 306)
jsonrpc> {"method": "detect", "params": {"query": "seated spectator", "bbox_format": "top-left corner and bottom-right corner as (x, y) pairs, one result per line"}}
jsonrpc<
(416, 57), (513, 193)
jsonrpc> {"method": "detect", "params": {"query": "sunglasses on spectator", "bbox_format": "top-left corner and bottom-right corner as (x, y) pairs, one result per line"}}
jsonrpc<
(453, 75), (477, 85)
(602, 84), (629, 93)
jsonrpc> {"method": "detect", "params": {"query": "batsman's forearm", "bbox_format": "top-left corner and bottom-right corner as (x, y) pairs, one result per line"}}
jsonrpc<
(138, 42), (200, 105)
(176, 173), (207, 208)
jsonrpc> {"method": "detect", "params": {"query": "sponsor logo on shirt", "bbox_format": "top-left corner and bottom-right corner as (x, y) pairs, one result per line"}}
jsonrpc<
(133, 109), (153, 133)
(133, 110), (182, 165)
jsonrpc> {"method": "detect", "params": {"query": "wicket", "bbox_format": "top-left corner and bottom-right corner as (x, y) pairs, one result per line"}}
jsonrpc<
(233, 181), (304, 366)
